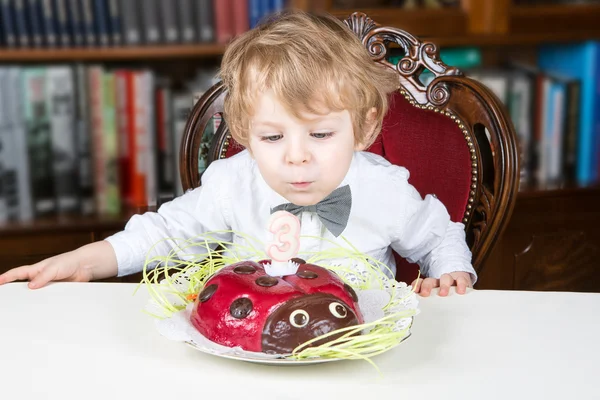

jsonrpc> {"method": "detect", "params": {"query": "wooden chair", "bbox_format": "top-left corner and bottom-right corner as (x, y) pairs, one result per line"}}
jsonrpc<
(179, 12), (520, 284)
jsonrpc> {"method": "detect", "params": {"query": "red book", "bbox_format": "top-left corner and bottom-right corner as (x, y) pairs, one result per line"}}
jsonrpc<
(214, 0), (234, 43)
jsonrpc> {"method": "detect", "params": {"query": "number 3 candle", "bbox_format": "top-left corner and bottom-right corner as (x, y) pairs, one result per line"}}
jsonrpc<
(265, 210), (301, 276)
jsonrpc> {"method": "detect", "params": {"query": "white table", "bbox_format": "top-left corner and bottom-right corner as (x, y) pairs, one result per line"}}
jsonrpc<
(1, 283), (598, 400)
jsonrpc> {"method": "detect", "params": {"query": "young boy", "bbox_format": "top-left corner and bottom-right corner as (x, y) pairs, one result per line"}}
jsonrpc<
(0, 11), (475, 296)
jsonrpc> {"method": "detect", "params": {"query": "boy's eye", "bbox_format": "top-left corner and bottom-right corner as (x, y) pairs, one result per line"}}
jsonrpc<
(261, 134), (283, 142)
(311, 132), (334, 139)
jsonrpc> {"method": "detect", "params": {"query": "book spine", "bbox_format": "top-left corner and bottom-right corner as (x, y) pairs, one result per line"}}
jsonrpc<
(0, 0), (17, 47)
(0, 68), (19, 220)
(47, 66), (80, 214)
(176, 0), (195, 43)
(196, 0), (214, 43)
(14, 0), (31, 47)
(88, 66), (107, 213)
(158, 0), (178, 43)
(53, 0), (71, 46)
(140, 0), (160, 44)
(0, 69), (9, 223)
(75, 64), (95, 214)
(231, 0), (248, 37)
(26, 0), (44, 47)
(120, 0), (141, 45)
(213, 0), (233, 44)
(79, 0), (96, 46)
(22, 68), (56, 217)
(155, 83), (174, 204)
(66, 0), (84, 46)
(92, 0), (109, 46)
(114, 70), (131, 206)
(40, 0), (57, 47)
(129, 71), (146, 207)
(106, 0), (121, 45)
(102, 71), (121, 215)
(143, 71), (157, 208)
(8, 68), (33, 221)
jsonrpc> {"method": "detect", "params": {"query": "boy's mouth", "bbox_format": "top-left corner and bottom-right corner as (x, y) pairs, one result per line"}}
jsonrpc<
(290, 182), (312, 189)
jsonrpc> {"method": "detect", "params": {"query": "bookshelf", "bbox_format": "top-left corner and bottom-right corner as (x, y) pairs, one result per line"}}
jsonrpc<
(0, 44), (227, 61)
(1, 0), (599, 291)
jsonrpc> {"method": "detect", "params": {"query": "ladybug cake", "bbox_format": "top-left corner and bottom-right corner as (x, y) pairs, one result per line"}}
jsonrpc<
(190, 258), (364, 354)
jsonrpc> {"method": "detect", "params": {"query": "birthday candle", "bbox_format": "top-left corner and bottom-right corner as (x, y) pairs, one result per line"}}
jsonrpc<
(266, 210), (300, 262)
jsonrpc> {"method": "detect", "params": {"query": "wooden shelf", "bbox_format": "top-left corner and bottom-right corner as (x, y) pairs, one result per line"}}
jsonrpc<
(0, 209), (143, 236)
(0, 44), (227, 62)
(427, 31), (600, 48)
(329, 8), (469, 38)
(510, 4), (600, 36)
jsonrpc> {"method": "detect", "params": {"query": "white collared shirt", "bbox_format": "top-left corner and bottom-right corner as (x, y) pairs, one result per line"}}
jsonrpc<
(106, 150), (476, 283)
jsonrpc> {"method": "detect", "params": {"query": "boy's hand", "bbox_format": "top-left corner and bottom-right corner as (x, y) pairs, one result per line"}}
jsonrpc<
(0, 241), (118, 289)
(411, 271), (472, 297)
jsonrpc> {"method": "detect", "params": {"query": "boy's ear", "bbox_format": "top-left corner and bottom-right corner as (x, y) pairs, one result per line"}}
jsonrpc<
(354, 107), (378, 151)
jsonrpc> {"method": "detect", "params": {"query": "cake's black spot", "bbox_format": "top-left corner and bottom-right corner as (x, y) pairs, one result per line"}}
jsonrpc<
(344, 283), (358, 302)
(256, 276), (279, 287)
(230, 298), (253, 319)
(199, 284), (218, 302)
(291, 257), (306, 265)
(234, 265), (256, 275)
(296, 270), (318, 279)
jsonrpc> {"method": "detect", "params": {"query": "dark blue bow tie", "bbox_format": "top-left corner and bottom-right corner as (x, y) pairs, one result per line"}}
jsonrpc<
(270, 185), (352, 237)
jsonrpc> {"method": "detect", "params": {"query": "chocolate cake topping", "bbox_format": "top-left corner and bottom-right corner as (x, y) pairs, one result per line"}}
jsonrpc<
(296, 270), (318, 279)
(199, 284), (218, 302)
(291, 257), (306, 264)
(256, 276), (279, 287)
(261, 293), (359, 354)
(230, 298), (253, 319)
(234, 265), (256, 275)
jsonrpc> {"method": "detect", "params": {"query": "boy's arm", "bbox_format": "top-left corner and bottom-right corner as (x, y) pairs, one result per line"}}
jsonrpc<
(0, 241), (117, 289)
(389, 189), (477, 284)
(106, 166), (232, 277)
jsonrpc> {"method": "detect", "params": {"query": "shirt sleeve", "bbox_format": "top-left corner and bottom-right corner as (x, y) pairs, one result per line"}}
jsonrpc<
(388, 177), (477, 284)
(104, 161), (233, 277)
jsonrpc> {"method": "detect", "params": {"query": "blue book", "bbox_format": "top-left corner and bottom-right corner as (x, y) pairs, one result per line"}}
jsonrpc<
(270, 0), (285, 13)
(53, 0), (71, 46)
(92, 0), (109, 46)
(79, 0), (95, 46)
(40, 0), (57, 47)
(538, 41), (600, 186)
(249, 0), (262, 28)
(13, 0), (31, 47)
(106, 0), (121, 45)
(0, 0), (16, 47)
(26, 0), (44, 47)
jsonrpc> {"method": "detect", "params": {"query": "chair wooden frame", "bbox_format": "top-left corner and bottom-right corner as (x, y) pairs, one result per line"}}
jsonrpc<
(180, 12), (520, 274)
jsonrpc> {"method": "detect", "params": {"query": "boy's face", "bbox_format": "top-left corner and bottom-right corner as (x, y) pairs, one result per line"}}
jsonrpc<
(247, 91), (360, 206)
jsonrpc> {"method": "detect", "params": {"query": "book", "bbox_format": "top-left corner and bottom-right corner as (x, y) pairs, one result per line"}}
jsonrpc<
(538, 41), (600, 186)
(22, 68), (56, 217)
(47, 66), (80, 214)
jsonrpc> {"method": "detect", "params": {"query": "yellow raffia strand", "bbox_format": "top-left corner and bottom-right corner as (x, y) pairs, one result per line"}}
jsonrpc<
(140, 230), (419, 366)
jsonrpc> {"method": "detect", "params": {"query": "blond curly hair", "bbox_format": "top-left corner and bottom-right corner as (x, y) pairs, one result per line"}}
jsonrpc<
(220, 10), (399, 148)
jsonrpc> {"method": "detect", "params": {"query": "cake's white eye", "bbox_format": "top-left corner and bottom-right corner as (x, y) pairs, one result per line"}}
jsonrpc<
(329, 302), (347, 318)
(289, 310), (310, 328)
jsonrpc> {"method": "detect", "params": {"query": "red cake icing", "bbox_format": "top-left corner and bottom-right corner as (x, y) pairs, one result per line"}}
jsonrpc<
(190, 258), (363, 354)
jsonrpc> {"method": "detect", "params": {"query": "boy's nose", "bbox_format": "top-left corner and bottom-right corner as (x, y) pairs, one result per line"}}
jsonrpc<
(285, 141), (311, 165)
